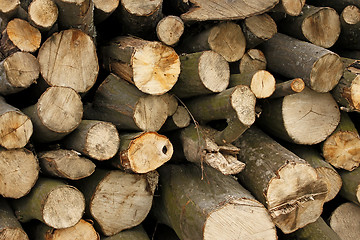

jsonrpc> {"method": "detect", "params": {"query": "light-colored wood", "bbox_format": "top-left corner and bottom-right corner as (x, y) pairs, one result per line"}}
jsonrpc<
(37, 29), (99, 94)
(336, 5), (360, 50)
(329, 202), (360, 240)
(239, 49), (267, 74)
(28, 0), (58, 31)
(270, 78), (305, 98)
(101, 225), (149, 240)
(156, 15), (184, 46)
(338, 164), (360, 205)
(160, 105), (191, 132)
(342, 5), (360, 24)
(273, 0), (306, 16)
(93, 0), (119, 23)
(0, 0), (19, 19)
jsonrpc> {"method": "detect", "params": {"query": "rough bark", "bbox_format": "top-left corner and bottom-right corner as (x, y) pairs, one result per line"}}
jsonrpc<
(306, 0), (360, 13)
(93, 0), (119, 24)
(329, 202), (360, 240)
(0, 0), (20, 20)
(338, 166), (360, 205)
(271, 0), (306, 16)
(28, 0), (58, 31)
(160, 106), (191, 132)
(156, 15), (184, 46)
(101, 225), (149, 240)
(270, 78), (305, 99)
(239, 48), (267, 74)
(233, 127), (328, 234)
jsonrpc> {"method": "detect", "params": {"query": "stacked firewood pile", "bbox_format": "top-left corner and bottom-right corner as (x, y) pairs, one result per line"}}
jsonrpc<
(1, 0), (360, 239)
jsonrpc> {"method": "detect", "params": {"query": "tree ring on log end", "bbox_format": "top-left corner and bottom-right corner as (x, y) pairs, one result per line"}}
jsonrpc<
(121, 0), (162, 16)
(0, 228), (28, 240)
(351, 75), (360, 110)
(231, 85), (256, 126)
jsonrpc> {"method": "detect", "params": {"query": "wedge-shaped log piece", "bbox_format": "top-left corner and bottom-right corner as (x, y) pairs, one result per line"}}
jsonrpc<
(12, 177), (85, 229)
(38, 149), (96, 180)
(271, 0), (306, 16)
(93, 0), (119, 24)
(260, 33), (343, 92)
(185, 85), (256, 145)
(329, 202), (360, 240)
(338, 166), (360, 205)
(156, 15), (184, 46)
(102, 36), (180, 95)
(62, 120), (120, 161)
(28, 0), (58, 31)
(74, 169), (158, 236)
(152, 164), (277, 240)
(270, 78), (305, 99)
(233, 127), (328, 234)
(0, 0), (19, 19)
(37, 29), (99, 94)
(239, 49), (267, 74)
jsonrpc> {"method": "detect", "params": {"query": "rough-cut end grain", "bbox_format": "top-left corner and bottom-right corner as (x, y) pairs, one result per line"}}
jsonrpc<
(205, 152), (245, 175)
(6, 18), (41, 52)
(281, 0), (306, 16)
(0, 0), (19, 14)
(330, 202), (360, 240)
(203, 199), (277, 240)
(244, 13), (277, 40)
(0, 228), (28, 240)
(156, 15), (184, 46)
(43, 186), (85, 229)
(93, 0), (119, 13)
(231, 85), (256, 126)
(315, 167), (342, 202)
(171, 106), (191, 129)
(46, 219), (99, 240)
(121, 0), (162, 15)
(239, 49), (267, 74)
(342, 5), (360, 24)
(28, 0), (58, 30)
(350, 75), (360, 110)
(291, 78), (306, 93)
(250, 70), (276, 98)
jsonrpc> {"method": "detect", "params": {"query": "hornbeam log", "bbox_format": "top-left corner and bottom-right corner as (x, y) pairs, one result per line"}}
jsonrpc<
(22, 86), (83, 143)
(322, 112), (360, 171)
(110, 131), (173, 174)
(338, 166), (360, 205)
(28, 0), (58, 31)
(271, 0), (306, 16)
(93, 0), (119, 24)
(84, 74), (175, 132)
(37, 29), (99, 94)
(101, 36), (180, 95)
(257, 87), (340, 145)
(306, 0), (360, 13)
(62, 120), (120, 161)
(329, 202), (360, 240)
(37, 149), (96, 180)
(74, 169), (158, 236)
(185, 85), (256, 145)
(0, 0), (19, 20)
(156, 15), (184, 46)
(0, 148), (39, 199)
(12, 177), (85, 229)
(233, 127), (328, 234)
(270, 78), (305, 98)
(228, 70), (276, 99)
(160, 106), (191, 132)
(152, 164), (277, 240)
(170, 51), (229, 98)
(259, 33), (343, 92)
(239, 49), (267, 74)
(335, 5), (360, 50)
(278, 5), (341, 48)
(0, 197), (29, 240)
(101, 225), (149, 240)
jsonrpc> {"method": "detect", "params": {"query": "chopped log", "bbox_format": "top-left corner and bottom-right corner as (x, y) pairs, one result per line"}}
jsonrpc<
(0, 0), (19, 19)
(22, 86), (83, 143)
(271, 0), (306, 16)
(93, 0), (119, 24)
(101, 225), (149, 240)
(160, 106), (191, 132)
(62, 120), (120, 161)
(322, 112), (360, 171)
(278, 5), (341, 48)
(338, 166), (360, 205)
(74, 169), (158, 236)
(259, 33), (343, 92)
(156, 15), (184, 46)
(329, 202), (360, 240)
(0, 148), (39, 199)
(241, 13), (277, 49)
(239, 48), (267, 74)
(34, 219), (99, 240)
(37, 29), (99, 94)
(306, 0), (360, 13)
(28, 0), (58, 31)
(37, 149), (96, 180)
(170, 51), (229, 98)
(12, 177), (85, 229)
(257, 87), (340, 145)
(335, 5), (360, 50)
(0, 96), (32, 149)
(0, 18), (41, 57)
(270, 78), (305, 99)
(178, 21), (246, 62)
(110, 131), (173, 174)
(101, 36), (180, 95)
(185, 85), (256, 145)
(179, 0), (279, 22)
(0, 197), (29, 240)
(233, 127), (328, 234)
(152, 164), (277, 240)
(228, 70), (276, 99)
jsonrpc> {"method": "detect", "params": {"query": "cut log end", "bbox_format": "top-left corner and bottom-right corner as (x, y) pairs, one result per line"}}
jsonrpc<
(239, 49), (267, 74)
(44, 219), (99, 240)
(316, 167), (342, 202)
(342, 5), (360, 25)
(6, 18), (41, 52)
(0, 228), (28, 240)
(121, 0), (162, 15)
(0, 0), (20, 15)
(250, 70), (276, 98)
(291, 78), (306, 93)
(156, 15), (184, 46)
(203, 199), (277, 240)
(171, 106), (191, 129)
(28, 0), (58, 30)
(93, 0), (119, 13)
(231, 85), (256, 126)
(281, 0), (306, 16)
(244, 13), (277, 40)
(330, 202), (360, 240)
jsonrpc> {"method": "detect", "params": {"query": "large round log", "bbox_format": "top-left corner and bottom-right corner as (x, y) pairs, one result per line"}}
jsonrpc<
(329, 202), (360, 240)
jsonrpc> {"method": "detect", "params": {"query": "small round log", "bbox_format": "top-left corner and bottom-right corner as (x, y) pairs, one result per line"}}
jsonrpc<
(156, 15), (184, 46)
(0, 0), (20, 19)
(239, 48), (267, 74)
(28, 0), (58, 31)
(269, 78), (305, 99)
(338, 166), (360, 205)
(329, 202), (360, 240)
(160, 105), (191, 132)
(272, 0), (306, 16)
(93, 0), (119, 24)
(335, 5), (360, 49)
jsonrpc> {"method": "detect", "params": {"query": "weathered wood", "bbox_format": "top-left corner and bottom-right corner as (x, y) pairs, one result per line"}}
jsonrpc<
(233, 127), (328, 234)
(239, 48), (267, 74)
(102, 36), (180, 95)
(338, 166), (360, 205)
(152, 164), (277, 240)
(270, 78), (305, 99)
(156, 15), (184, 46)
(38, 149), (96, 180)
(259, 33), (343, 92)
(28, 0), (58, 31)
(22, 86), (83, 143)
(62, 120), (120, 161)
(329, 202), (360, 240)
(93, 0), (119, 24)
(0, 0), (20, 20)
(74, 169), (158, 236)
(334, 5), (360, 50)
(101, 225), (149, 240)
(12, 177), (85, 229)
(257, 87), (340, 145)
(170, 51), (229, 98)
(271, 0), (306, 16)
(160, 106), (191, 132)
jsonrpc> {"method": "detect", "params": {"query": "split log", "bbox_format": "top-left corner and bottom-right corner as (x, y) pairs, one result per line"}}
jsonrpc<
(152, 164), (277, 240)
(12, 177), (85, 229)
(306, 0), (360, 13)
(185, 85), (256, 145)
(0, 96), (32, 149)
(335, 5), (360, 50)
(101, 36), (180, 95)
(241, 13), (277, 49)
(0, 197), (29, 240)
(329, 202), (360, 240)
(322, 112), (360, 171)
(259, 33), (343, 92)
(170, 51), (229, 98)
(37, 149), (96, 180)
(257, 87), (340, 145)
(271, 0), (306, 16)
(160, 106), (191, 132)
(62, 120), (120, 161)
(338, 166), (360, 205)
(74, 169), (158, 236)
(0, 148), (39, 199)
(156, 15), (184, 46)
(101, 225), (149, 240)
(269, 78), (305, 99)
(93, 0), (119, 24)
(0, 0), (19, 20)
(228, 70), (276, 99)
(178, 21), (246, 62)
(28, 0), (58, 31)
(233, 127), (328, 234)
(239, 48), (267, 74)
(37, 29), (99, 94)
(278, 5), (341, 48)
(110, 131), (173, 174)
(34, 219), (99, 240)
(22, 86), (83, 143)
